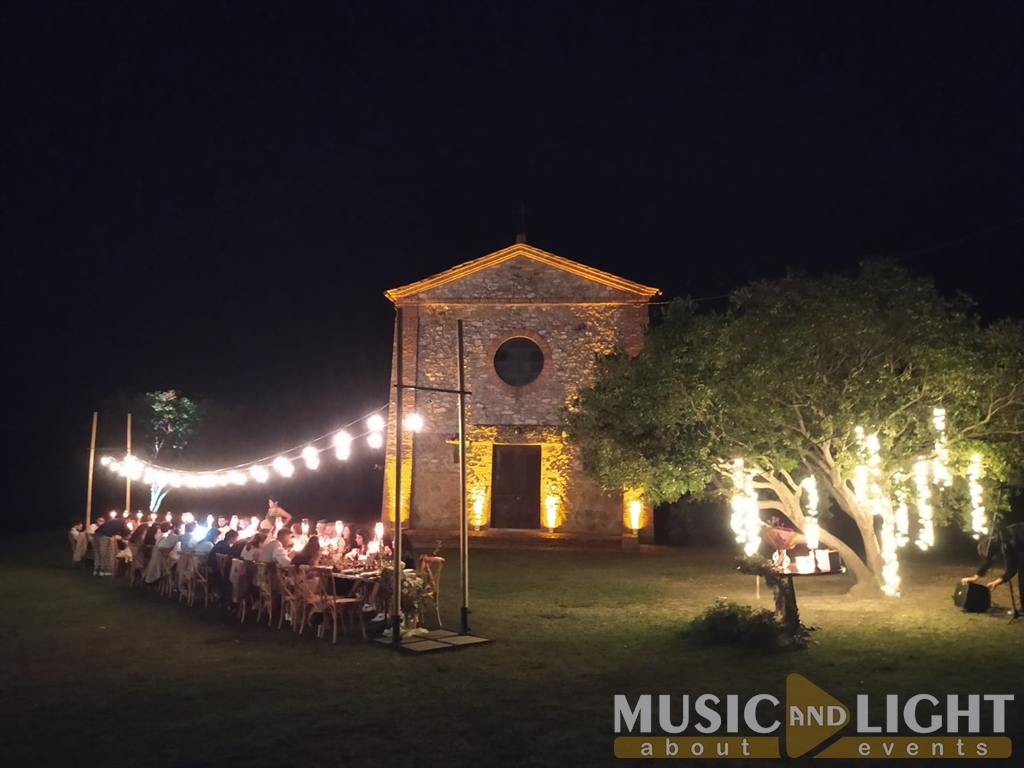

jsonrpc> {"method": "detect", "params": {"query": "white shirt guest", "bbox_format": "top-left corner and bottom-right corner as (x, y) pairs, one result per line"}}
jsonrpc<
(259, 530), (295, 567)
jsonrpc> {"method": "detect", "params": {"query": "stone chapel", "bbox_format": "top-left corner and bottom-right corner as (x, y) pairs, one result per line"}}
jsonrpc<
(380, 240), (660, 544)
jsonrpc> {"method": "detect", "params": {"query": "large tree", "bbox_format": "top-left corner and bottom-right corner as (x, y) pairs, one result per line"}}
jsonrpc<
(565, 262), (1024, 594)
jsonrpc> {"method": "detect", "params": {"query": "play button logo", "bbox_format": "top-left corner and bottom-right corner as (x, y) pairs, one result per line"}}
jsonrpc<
(785, 673), (851, 757)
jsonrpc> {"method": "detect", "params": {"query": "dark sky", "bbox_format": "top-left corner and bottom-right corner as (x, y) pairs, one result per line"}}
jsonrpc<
(3, 0), (1022, 530)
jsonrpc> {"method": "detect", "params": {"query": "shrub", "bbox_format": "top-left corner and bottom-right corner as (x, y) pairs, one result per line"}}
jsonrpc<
(687, 600), (795, 649)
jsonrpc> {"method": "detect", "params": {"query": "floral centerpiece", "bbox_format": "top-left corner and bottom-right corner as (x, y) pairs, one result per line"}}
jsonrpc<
(378, 560), (430, 629)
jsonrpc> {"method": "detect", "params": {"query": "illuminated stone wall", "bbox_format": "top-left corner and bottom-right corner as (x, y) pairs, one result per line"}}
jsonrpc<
(382, 247), (655, 538)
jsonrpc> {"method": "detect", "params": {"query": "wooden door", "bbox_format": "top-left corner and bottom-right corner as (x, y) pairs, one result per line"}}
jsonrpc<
(489, 445), (541, 529)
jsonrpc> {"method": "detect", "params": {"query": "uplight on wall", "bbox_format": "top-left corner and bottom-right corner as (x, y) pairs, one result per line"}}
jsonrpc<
(627, 499), (642, 534)
(471, 487), (487, 530)
(544, 495), (559, 533)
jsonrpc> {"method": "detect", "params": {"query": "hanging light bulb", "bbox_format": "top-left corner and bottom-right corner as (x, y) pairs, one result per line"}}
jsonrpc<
(404, 413), (424, 432)
(302, 445), (320, 470)
(250, 465), (270, 483)
(333, 430), (352, 460)
(272, 456), (294, 478)
(367, 414), (385, 433)
(367, 432), (383, 449)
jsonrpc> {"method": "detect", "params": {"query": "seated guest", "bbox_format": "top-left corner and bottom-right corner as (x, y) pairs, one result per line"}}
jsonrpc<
(208, 530), (239, 600)
(71, 523), (89, 563)
(145, 522), (179, 584)
(382, 532), (416, 570)
(242, 531), (269, 561)
(179, 521), (198, 551)
(291, 535), (321, 567)
(192, 527), (219, 557)
(209, 530), (240, 564)
(143, 523), (159, 546)
(259, 528), (295, 566)
(217, 515), (232, 537)
(128, 523), (151, 569)
(340, 524), (354, 554)
(352, 529), (370, 557)
(227, 533), (248, 558)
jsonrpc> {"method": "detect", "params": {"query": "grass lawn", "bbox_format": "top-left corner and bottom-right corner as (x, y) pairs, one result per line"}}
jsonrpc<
(1, 534), (1021, 767)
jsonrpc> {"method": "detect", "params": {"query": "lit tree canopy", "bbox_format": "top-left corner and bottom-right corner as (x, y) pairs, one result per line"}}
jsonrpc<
(565, 262), (1024, 593)
(138, 390), (203, 511)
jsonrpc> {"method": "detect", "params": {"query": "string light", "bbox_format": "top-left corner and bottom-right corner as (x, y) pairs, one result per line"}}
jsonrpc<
(913, 458), (934, 551)
(729, 459), (761, 557)
(99, 406), (390, 488)
(893, 477), (910, 548)
(968, 453), (987, 539)
(855, 427), (901, 595)
(333, 431), (352, 460)
(932, 408), (952, 488)
(301, 446), (320, 470)
(272, 456), (295, 478)
(800, 476), (819, 550)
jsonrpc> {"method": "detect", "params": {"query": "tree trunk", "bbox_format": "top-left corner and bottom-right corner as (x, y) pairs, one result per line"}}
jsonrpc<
(817, 527), (882, 595)
(770, 576), (800, 634)
(761, 472), (883, 595)
(150, 482), (169, 513)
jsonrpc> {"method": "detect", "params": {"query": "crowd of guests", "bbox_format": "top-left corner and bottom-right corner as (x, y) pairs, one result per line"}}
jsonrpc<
(73, 498), (416, 616)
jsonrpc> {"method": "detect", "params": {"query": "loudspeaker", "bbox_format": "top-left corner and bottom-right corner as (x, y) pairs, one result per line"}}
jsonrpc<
(953, 582), (991, 613)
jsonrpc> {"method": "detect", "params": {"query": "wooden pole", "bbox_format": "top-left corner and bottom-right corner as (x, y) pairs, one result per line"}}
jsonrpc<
(458, 320), (470, 634)
(392, 307), (404, 645)
(85, 412), (98, 527)
(125, 413), (132, 513)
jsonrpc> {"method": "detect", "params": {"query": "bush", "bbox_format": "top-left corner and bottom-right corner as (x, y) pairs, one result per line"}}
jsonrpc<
(687, 600), (792, 649)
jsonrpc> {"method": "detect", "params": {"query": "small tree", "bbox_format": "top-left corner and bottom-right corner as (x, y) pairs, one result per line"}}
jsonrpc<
(137, 390), (203, 511)
(565, 262), (1024, 594)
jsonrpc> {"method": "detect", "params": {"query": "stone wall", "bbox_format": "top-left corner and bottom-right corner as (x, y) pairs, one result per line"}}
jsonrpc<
(381, 252), (654, 538)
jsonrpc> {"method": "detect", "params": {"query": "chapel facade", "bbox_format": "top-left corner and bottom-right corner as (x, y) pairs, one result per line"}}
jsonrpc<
(380, 241), (659, 543)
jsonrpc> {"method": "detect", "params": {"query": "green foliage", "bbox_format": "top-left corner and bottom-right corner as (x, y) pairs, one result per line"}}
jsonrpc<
(565, 261), (1024, 513)
(139, 390), (203, 459)
(687, 600), (791, 649)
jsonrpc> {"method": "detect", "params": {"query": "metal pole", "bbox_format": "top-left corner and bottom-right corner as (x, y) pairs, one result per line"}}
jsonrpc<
(392, 307), (404, 645)
(125, 413), (132, 513)
(85, 412), (98, 527)
(458, 320), (470, 634)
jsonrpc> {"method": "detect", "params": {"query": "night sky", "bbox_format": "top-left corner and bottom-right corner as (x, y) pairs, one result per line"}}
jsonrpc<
(3, 1), (1022, 532)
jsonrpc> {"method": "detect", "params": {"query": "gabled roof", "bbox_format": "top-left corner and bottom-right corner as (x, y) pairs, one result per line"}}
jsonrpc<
(384, 242), (661, 303)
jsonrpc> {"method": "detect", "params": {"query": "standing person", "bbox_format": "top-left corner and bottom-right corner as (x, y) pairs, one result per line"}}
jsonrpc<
(962, 520), (1024, 610)
(266, 497), (293, 528)
(93, 516), (130, 576)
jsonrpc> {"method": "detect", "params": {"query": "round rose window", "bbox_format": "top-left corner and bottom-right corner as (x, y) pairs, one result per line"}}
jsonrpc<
(493, 337), (544, 386)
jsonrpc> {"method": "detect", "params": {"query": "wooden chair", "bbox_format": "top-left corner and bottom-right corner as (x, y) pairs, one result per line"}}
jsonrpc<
(214, 553), (232, 605)
(128, 545), (148, 588)
(318, 567), (364, 643)
(254, 561), (276, 626)
(418, 555), (445, 628)
(158, 549), (177, 598)
(190, 553), (210, 608)
(177, 551), (195, 604)
(276, 564), (300, 631)
(236, 560), (258, 623)
(297, 565), (324, 636)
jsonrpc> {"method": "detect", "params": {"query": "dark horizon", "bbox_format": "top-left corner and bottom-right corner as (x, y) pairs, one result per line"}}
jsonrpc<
(3, 1), (1022, 532)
